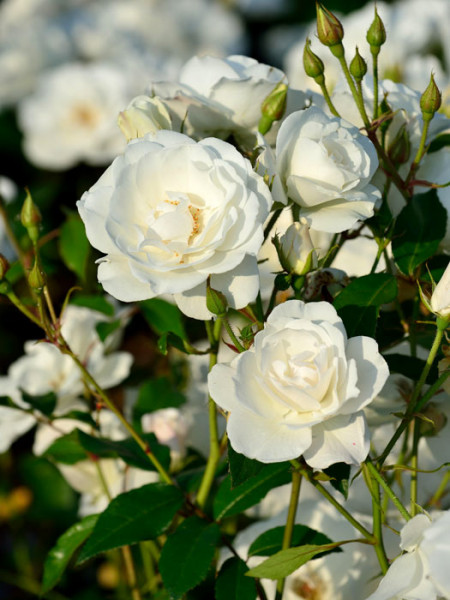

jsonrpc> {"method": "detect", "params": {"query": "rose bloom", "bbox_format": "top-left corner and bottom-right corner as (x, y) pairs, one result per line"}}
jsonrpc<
(77, 131), (272, 320)
(18, 62), (130, 170)
(208, 300), (389, 467)
(149, 54), (286, 147)
(430, 260), (450, 320)
(275, 106), (381, 233)
(0, 304), (132, 453)
(366, 511), (450, 600)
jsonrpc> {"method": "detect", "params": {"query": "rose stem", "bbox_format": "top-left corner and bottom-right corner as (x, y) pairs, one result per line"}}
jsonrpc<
(196, 318), (223, 508)
(275, 469), (302, 600)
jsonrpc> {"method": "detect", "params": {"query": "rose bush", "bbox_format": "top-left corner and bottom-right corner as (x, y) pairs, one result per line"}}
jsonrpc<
(208, 300), (389, 466)
(77, 130), (272, 319)
(275, 106), (381, 233)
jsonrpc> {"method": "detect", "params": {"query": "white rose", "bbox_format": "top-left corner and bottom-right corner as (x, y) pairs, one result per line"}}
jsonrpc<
(17, 62), (130, 170)
(366, 511), (450, 600)
(0, 304), (133, 452)
(276, 107), (381, 233)
(276, 219), (318, 276)
(208, 300), (389, 467)
(150, 54), (286, 147)
(77, 131), (272, 320)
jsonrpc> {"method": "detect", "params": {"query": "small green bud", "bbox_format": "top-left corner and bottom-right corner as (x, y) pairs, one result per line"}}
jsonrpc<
(316, 2), (344, 48)
(0, 254), (10, 280)
(420, 73), (442, 121)
(259, 82), (288, 135)
(349, 47), (367, 82)
(28, 260), (45, 292)
(388, 124), (411, 165)
(20, 189), (41, 244)
(206, 279), (228, 317)
(366, 7), (386, 53)
(303, 38), (325, 82)
(0, 279), (12, 294)
(378, 93), (392, 136)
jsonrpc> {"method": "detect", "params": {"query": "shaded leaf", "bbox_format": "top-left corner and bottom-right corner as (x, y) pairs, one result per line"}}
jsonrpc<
(248, 525), (342, 558)
(133, 377), (186, 419)
(215, 557), (257, 600)
(70, 294), (115, 316)
(42, 430), (87, 465)
(228, 444), (267, 487)
(59, 212), (91, 281)
(334, 273), (398, 338)
(77, 483), (184, 563)
(385, 354), (438, 385)
(322, 463), (351, 499)
(140, 298), (186, 339)
(42, 515), (98, 593)
(95, 319), (121, 343)
(392, 191), (446, 276)
(21, 390), (57, 417)
(213, 463), (291, 521)
(77, 430), (171, 472)
(159, 516), (221, 599)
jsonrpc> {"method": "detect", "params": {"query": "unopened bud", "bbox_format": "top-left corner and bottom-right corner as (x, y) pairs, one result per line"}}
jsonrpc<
(388, 124), (410, 165)
(274, 220), (318, 276)
(350, 47), (367, 82)
(366, 7), (386, 54)
(316, 3), (344, 48)
(378, 94), (392, 137)
(303, 38), (325, 82)
(28, 260), (45, 291)
(430, 261), (450, 322)
(420, 74), (442, 121)
(206, 279), (228, 317)
(118, 95), (172, 142)
(0, 254), (10, 280)
(20, 190), (41, 244)
(259, 82), (288, 135)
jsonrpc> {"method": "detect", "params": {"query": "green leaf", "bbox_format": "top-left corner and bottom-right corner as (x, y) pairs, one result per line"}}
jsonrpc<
(428, 133), (450, 153)
(159, 516), (221, 599)
(333, 273), (398, 338)
(42, 514), (98, 593)
(215, 557), (257, 600)
(157, 331), (189, 355)
(248, 525), (342, 558)
(95, 319), (121, 342)
(70, 294), (115, 316)
(77, 483), (184, 563)
(322, 463), (350, 499)
(43, 430), (87, 465)
(77, 430), (171, 472)
(213, 463), (291, 521)
(140, 298), (187, 339)
(384, 354), (438, 385)
(246, 543), (341, 580)
(228, 444), (267, 487)
(133, 377), (186, 418)
(392, 191), (446, 276)
(59, 212), (91, 281)
(21, 390), (57, 417)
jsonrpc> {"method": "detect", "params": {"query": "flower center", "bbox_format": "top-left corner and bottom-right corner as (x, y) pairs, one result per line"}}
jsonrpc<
(289, 571), (328, 599)
(69, 103), (101, 129)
